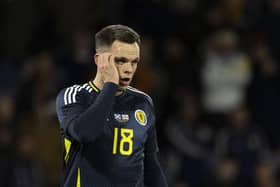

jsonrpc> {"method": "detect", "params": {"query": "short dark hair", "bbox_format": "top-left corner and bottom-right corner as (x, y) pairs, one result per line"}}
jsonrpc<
(95, 24), (140, 52)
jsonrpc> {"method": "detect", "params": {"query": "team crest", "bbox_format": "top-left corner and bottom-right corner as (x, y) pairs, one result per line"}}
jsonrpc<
(135, 109), (147, 126)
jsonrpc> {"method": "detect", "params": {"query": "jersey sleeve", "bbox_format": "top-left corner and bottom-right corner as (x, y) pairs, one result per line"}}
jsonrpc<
(56, 82), (118, 142)
(56, 85), (88, 140)
(144, 104), (159, 154)
(144, 152), (168, 187)
(144, 102), (167, 186)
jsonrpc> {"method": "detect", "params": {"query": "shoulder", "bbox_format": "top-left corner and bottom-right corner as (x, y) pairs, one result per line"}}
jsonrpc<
(56, 83), (93, 107)
(126, 86), (154, 108)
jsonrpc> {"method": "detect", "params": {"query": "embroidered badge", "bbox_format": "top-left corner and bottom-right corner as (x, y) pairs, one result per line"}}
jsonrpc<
(114, 114), (129, 123)
(134, 109), (147, 126)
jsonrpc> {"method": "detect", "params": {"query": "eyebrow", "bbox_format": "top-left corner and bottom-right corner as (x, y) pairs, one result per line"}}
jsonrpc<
(114, 57), (139, 62)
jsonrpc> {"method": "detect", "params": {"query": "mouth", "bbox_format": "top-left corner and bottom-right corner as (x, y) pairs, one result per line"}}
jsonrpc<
(119, 78), (131, 86)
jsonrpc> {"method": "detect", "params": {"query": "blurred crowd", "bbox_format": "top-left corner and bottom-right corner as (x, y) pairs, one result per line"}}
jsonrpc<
(1, 0), (280, 186)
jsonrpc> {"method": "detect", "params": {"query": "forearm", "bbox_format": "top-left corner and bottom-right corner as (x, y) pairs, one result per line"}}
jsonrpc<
(144, 153), (168, 187)
(68, 82), (118, 142)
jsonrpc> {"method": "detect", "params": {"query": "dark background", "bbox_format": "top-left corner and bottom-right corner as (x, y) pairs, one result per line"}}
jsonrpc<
(1, 0), (280, 186)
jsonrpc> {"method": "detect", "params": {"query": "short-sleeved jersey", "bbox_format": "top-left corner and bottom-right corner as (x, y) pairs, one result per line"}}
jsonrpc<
(56, 81), (159, 187)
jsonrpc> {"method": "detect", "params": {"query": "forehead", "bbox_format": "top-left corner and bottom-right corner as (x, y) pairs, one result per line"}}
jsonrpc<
(110, 40), (140, 58)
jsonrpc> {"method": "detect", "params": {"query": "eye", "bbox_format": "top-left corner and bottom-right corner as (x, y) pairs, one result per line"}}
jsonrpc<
(131, 60), (139, 64)
(115, 59), (125, 65)
(114, 57), (128, 65)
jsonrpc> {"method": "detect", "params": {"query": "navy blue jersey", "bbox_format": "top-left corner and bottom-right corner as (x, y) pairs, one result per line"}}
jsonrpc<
(56, 81), (160, 187)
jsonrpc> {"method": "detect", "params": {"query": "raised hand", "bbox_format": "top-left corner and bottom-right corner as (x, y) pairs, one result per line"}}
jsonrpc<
(96, 53), (119, 85)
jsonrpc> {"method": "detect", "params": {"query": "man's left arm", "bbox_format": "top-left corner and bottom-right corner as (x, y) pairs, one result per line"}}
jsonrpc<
(144, 124), (168, 187)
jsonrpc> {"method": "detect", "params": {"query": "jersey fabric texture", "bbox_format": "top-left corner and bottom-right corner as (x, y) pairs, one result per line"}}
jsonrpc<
(56, 82), (161, 187)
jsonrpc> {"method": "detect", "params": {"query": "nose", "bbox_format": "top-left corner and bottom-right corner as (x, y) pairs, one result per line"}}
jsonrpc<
(124, 62), (133, 74)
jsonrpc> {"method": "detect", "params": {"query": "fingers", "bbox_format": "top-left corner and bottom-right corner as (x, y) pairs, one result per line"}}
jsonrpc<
(96, 52), (119, 84)
(107, 53), (116, 66)
(97, 52), (113, 68)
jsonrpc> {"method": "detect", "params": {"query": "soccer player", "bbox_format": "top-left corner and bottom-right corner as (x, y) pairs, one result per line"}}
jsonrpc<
(56, 25), (168, 187)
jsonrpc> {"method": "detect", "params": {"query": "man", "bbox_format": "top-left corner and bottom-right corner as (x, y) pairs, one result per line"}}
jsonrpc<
(56, 25), (168, 187)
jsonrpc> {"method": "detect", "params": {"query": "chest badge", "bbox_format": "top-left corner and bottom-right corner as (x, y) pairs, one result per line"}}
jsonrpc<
(135, 109), (147, 126)
(114, 114), (129, 123)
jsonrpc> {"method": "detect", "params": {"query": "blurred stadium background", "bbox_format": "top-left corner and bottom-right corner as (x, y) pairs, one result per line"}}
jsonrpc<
(1, 0), (280, 186)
